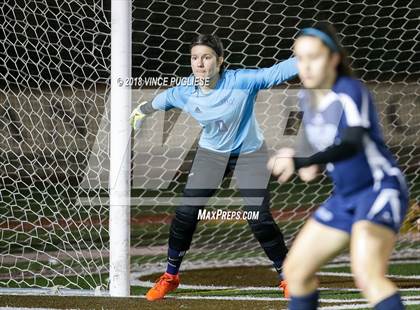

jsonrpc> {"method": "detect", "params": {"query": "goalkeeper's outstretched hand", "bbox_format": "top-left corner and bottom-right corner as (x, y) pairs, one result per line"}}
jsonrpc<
(129, 101), (148, 130)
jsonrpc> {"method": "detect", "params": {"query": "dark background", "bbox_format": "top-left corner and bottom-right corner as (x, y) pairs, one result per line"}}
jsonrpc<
(1, 0), (419, 88)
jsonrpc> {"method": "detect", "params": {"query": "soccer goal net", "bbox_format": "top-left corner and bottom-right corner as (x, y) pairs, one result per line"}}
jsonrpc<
(0, 0), (418, 294)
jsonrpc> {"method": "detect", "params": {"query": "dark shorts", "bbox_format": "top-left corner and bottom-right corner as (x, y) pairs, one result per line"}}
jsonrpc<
(182, 142), (271, 208)
(313, 184), (409, 234)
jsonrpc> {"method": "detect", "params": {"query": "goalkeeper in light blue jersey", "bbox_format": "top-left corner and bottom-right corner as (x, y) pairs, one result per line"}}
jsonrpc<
(130, 34), (297, 300)
(133, 39), (297, 154)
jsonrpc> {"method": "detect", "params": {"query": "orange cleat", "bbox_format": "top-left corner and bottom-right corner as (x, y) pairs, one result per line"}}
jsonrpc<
(279, 279), (290, 298)
(146, 272), (180, 301)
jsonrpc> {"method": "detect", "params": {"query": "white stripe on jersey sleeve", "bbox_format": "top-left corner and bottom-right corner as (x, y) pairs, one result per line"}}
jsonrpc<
(338, 91), (370, 128)
(361, 90), (370, 127)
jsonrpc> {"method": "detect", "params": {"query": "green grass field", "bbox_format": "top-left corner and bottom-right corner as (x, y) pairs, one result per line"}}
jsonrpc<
(0, 261), (419, 309)
(0, 164), (418, 309)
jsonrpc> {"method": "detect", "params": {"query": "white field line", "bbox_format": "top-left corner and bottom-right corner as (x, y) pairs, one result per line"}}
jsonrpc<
(0, 308), (78, 310)
(324, 259), (420, 269)
(319, 300), (420, 310)
(0, 288), (418, 307)
(0, 288), (108, 297)
(138, 295), (420, 303)
(132, 259), (420, 283)
(132, 279), (420, 292)
(0, 301), (420, 310)
(0, 301), (419, 310)
(161, 295), (353, 302)
(317, 271), (420, 280)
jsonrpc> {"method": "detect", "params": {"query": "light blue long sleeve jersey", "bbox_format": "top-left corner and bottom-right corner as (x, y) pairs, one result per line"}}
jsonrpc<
(152, 58), (298, 154)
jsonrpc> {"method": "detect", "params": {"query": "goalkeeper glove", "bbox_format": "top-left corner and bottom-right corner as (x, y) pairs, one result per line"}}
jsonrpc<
(129, 101), (148, 130)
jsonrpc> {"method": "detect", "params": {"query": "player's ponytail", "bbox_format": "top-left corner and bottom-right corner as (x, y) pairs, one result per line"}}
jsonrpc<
(298, 23), (352, 76)
(190, 34), (225, 74)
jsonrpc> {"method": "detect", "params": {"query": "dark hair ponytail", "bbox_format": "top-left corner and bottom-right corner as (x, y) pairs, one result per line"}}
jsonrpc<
(298, 23), (352, 76)
(190, 34), (225, 73)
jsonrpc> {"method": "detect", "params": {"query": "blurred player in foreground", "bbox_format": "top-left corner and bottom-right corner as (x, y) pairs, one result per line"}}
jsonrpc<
(130, 34), (298, 300)
(268, 23), (409, 310)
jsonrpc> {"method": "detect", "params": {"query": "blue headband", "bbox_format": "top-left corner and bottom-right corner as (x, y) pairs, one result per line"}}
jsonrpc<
(299, 28), (339, 52)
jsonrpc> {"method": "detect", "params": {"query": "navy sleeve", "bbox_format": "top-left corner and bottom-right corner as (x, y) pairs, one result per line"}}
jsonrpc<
(293, 126), (366, 169)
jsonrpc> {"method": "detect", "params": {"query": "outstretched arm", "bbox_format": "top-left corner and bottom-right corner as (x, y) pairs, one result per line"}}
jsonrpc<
(236, 57), (298, 90)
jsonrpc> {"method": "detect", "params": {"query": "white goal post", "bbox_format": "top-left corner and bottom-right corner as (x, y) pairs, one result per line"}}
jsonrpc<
(109, 0), (131, 297)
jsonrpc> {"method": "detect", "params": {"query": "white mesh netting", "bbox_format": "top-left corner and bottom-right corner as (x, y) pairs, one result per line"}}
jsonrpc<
(0, 0), (418, 292)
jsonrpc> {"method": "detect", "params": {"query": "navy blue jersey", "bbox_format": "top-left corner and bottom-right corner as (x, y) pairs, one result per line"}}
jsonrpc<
(299, 76), (404, 196)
